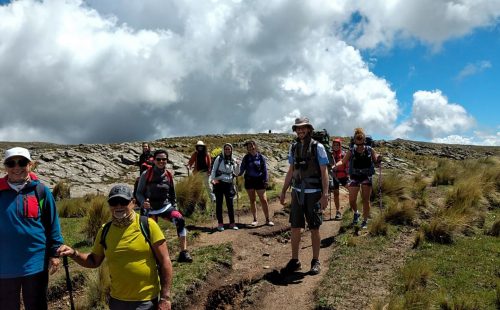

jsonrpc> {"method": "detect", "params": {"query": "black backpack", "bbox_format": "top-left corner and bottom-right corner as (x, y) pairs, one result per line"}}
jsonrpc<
(312, 129), (333, 166)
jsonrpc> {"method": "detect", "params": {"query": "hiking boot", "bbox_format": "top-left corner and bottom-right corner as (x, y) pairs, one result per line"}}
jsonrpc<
(310, 259), (321, 275)
(217, 224), (224, 232)
(229, 223), (238, 230)
(352, 212), (361, 225)
(251, 220), (258, 227)
(281, 259), (301, 274)
(266, 220), (275, 226)
(177, 250), (193, 263)
(361, 219), (368, 229)
(334, 211), (342, 220)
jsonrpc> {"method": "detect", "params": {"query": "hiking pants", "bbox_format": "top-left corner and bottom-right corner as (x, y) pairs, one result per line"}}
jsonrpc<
(213, 181), (235, 224)
(0, 270), (48, 310)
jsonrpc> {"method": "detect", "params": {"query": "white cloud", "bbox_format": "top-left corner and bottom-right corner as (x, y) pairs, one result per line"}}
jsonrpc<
(340, 0), (500, 49)
(455, 60), (492, 81)
(0, 0), (399, 143)
(432, 135), (473, 145)
(393, 90), (475, 140)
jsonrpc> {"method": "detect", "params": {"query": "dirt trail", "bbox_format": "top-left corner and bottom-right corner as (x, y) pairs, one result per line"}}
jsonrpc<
(186, 191), (347, 310)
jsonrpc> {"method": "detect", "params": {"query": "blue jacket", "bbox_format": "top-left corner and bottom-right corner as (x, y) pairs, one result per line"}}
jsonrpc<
(0, 173), (63, 278)
(239, 152), (268, 181)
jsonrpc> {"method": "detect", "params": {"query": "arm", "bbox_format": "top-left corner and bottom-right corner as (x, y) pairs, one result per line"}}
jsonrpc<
(262, 154), (268, 182)
(135, 171), (148, 206)
(319, 164), (329, 210)
(56, 245), (105, 268)
(209, 157), (219, 184)
(152, 240), (173, 310)
(371, 149), (382, 164)
(279, 164), (294, 205)
(238, 155), (247, 176)
(41, 186), (64, 275)
(169, 174), (176, 204)
(186, 153), (196, 169)
(334, 150), (350, 169)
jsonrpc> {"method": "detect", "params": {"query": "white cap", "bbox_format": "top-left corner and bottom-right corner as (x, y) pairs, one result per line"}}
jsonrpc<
(4, 147), (32, 162)
(196, 140), (205, 146)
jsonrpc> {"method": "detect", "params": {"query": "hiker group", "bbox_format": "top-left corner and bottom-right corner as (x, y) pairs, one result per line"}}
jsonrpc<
(0, 116), (382, 310)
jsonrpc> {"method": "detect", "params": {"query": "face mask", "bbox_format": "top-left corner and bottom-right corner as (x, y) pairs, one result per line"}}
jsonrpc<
(111, 210), (135, 227)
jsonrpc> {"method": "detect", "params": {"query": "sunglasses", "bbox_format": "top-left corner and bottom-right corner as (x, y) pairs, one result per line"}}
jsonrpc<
(108, 197), (131, 207)
(155, 158), (167, 162)
(4, 158), (30, 168)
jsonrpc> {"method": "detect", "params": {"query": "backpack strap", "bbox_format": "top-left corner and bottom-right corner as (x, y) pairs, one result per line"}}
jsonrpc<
(99, 221), (113, 250)
(139, 215), (159, 266)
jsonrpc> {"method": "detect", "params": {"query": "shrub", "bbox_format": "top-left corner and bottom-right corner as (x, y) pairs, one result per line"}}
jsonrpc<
(175, 173), (207, 217)
(52, 180), (71, 200)
(372, 172), (408, 203)
(411, 173), (428, 201)
(81, 196), (110, 242)
(422, 218), (456, 244)
(57, 197), (88, 218)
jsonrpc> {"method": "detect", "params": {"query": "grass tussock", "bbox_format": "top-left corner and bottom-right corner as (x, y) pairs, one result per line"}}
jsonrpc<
(402, 261), (432, 291)
(433, 159), (458, 186)
(175, 173), (208, 216)
(373, 171), (409, 204)
(411, 173), (429, 201)
(369, 214), (388, 236)
(81, 263), (110, 309)
(488, 219), (500, 236)
(52, 180), (71, 200)
(57, 197), (88, 218)
(384, 200), (416, 226)
(81, 196), (110, 242)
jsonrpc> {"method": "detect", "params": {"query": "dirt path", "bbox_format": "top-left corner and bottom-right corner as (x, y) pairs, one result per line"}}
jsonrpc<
(185, 191), (347, 310)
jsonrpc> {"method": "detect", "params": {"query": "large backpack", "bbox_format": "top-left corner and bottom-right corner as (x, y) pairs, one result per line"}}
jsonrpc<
(348, 135), (376, 176)
(349, 135), (374, 148)
(312, 129), (333, 166)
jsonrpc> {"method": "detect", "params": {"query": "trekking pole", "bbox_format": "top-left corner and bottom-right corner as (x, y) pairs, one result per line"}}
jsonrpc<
(329, 190), (332, 220)
(378, 162), (383, 210)
(235, 177), (240, 224)
(185, 164), (190, 177)
(63, 256), (75, 310)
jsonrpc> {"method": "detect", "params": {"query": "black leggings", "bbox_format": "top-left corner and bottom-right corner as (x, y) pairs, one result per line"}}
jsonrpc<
(0, 270), (49, 310)
(213, 181), (236, 224)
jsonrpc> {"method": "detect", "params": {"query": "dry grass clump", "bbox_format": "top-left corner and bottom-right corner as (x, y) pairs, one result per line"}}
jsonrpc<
(402, 261), (432, 291)
(52, 180), (71, 200)
(488, 219), (500, 237)
(81, 196), (110, 242)
(175, 172), (208, 216)
(384, 200), (416, 226)
(369, 214), (388, 236)
(433, 159), (458, 185)
(373, 171), (408, 203)
(81, 262), (111, 309)
(57, 197), (88, 218)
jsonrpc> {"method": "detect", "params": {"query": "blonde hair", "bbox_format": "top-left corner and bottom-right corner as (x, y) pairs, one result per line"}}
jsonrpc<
(354, 128), (366, 140)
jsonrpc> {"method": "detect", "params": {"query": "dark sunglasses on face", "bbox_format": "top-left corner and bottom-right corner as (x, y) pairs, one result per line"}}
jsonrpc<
(4, 158), (30, 168)
(109, 198), (131, 207)
(155, 158), (167, 162)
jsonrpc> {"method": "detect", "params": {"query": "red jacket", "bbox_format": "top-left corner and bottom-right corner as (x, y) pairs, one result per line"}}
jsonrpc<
(332, 150), (348, 179)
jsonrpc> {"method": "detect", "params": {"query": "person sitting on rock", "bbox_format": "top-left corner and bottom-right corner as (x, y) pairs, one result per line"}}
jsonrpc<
(136, 149), (193, 263)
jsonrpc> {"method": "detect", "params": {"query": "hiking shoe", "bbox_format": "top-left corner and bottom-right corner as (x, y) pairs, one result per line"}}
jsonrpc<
(251, 220), (258, 227)
(266, 220), (275, 226)
(310, 259), (321, 275)
(177, 251), (193, 263)
(217, 224), (224, 232)
(352, 212), (361, 225)
(361, 219), (368, 229)
(334, 211), (342, 220)
(229, 223), (238, 230)
(281, 259), (301, 274)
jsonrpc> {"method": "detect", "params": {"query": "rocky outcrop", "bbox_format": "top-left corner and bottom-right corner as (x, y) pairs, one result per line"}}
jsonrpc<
(1, 135), (497, 198)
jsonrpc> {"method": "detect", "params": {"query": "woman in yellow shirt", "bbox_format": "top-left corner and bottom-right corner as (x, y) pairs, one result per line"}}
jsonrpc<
(57, 184), (173, 310)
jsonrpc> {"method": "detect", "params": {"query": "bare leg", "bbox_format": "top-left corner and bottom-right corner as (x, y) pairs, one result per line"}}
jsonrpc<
(291, 227), (301, 259)
(361, 184), (372, 220)
(256, 189), (270, 221)
(311, 228), (320, 260)
(247, 189), (257, 221)
(348, 186), (360, 213)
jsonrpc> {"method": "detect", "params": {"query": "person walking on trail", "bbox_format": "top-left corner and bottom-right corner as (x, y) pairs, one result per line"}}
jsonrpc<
(209, 143), (240, 231)
(333, 128), (382, 229)
(331, 138), (349, 220)
(186, 140), (215, 202)
(57, 184), (173, 310)
(279, 117), (329, 275)
(136, 149), (193, 263)
(0, 147), (64, 310)
(238, 140), (274, 227)
(138, 142), (154, 176)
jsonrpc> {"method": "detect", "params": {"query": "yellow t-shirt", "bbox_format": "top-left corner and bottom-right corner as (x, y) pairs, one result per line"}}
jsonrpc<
(92, 214), (165, 301)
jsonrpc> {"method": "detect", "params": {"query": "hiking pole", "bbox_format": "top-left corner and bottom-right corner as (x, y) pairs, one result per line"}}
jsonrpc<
(235, 177), (240, 224)
(185, 164), (190, 177)
(62, 256), (75, 310)
(378, 161), (383, 210)
(329, 190), (332, 220)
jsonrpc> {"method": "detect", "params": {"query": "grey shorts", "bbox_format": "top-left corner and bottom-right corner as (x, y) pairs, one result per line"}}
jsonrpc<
(109, 297), (158, 310)
(289, 190), (323, 229)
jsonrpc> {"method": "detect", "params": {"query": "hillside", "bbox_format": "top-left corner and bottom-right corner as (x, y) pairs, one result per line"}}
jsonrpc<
(1, 134), (498, 197)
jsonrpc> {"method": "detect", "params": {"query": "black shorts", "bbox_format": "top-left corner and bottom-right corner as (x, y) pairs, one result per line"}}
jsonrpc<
(244, 176), (266, 190)
(289, 191), (323, 229)
(332, 177), (349, 190)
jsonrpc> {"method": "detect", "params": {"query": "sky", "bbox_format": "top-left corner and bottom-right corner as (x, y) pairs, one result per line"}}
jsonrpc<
(0, 0), (499, 146)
